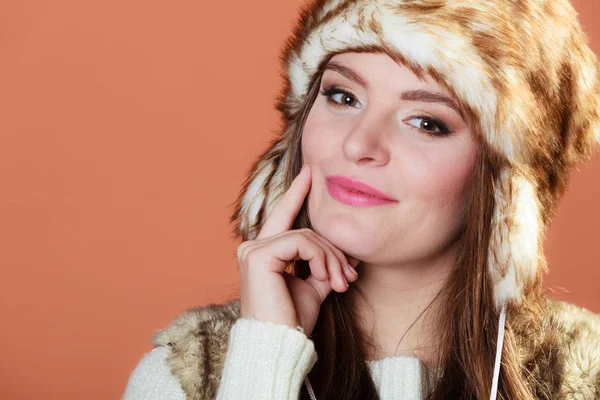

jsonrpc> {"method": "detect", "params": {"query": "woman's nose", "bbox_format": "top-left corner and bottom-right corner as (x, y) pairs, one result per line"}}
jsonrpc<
(341, 112), (391, 166)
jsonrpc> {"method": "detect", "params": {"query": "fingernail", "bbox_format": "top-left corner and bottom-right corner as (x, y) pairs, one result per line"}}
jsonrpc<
(348, 264), (358, 275)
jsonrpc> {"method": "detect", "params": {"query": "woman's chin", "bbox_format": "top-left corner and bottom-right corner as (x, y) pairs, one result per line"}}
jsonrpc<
(311, 216), (376, 258)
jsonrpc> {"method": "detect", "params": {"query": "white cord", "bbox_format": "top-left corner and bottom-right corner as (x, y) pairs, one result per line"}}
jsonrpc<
(304, 376), (317, 400)
(296, 324), (317, 399)
(490, 301), (507, 400)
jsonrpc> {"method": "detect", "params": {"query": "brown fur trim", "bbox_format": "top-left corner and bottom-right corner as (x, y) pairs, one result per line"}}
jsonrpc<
(154, 297), (600, 399)
(512, 298), (600, 399)
(150, 299), (241, 400)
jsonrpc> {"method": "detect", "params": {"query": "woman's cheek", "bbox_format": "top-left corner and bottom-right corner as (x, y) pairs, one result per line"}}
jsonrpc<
(302, 126), (341, 163)
(402, 151), (473, 203)
(302, 112), (327, 163)
(437, 157), (476, 208)
(301, 133), (314, 164)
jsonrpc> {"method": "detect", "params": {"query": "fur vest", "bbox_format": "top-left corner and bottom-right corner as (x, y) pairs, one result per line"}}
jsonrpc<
(150, 296), (600, 400)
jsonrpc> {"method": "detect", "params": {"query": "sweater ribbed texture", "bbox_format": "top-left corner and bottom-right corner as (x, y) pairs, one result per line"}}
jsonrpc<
(216, 316), (318, 399)
(123, 317), (436, 400)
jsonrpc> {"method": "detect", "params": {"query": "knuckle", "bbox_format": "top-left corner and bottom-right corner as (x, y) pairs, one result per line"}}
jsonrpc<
(308, 232), (344, 260)
(318, 247), (328, 263)
(237, 241), (253, 261)
(298, 228), (313, 236)
(333, 247), (345, 261)
(327, 254), (340, 271)
(245, 248), (261, 265)
(295, 232), (312, 247)
(236, 242), (247, 260)
(327, 249), (339, 263)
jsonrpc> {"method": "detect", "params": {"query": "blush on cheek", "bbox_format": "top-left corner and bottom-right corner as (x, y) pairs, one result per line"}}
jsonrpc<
(406, 151), (476, 209)
(437, 162), (477, 223)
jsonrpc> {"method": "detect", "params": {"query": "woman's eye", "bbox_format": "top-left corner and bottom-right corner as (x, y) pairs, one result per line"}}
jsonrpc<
(405, 116), (451, 136)
(320, 87), (362, 109)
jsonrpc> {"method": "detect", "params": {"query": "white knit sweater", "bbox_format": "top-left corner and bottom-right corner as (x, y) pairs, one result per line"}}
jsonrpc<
(123, 317), (437, 399)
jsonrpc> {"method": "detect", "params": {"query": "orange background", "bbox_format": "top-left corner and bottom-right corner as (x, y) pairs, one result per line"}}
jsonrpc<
(1, 1), (598, 399)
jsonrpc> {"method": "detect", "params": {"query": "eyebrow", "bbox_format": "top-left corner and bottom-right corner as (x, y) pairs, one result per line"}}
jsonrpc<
(324, 61), (369, 88)
(401, 90), (466, 121)
(323, 61), (466, 120)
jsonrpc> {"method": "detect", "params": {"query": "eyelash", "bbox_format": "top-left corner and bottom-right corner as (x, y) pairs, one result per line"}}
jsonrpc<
(319, 86), (452, 136)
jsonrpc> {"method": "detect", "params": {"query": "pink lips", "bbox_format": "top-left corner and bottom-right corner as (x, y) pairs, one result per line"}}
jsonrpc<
(325, 175), (398, 207)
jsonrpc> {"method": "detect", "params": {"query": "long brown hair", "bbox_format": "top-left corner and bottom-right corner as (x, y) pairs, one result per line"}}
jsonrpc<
(279, 53), (540, 400)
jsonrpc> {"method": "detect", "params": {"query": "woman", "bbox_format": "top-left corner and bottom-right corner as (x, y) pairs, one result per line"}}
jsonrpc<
(123, 0), (600, 399)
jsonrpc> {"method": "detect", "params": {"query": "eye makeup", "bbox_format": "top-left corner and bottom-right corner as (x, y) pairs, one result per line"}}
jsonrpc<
(320, 84), (454, 137)
(320, 86), (362, 109)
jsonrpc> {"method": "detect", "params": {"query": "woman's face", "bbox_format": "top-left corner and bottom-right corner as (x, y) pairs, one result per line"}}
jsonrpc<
(302, 52), (479, 267)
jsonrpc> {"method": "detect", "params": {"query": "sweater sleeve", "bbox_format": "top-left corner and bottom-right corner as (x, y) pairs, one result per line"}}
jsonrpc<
(216, 316), (318, 400)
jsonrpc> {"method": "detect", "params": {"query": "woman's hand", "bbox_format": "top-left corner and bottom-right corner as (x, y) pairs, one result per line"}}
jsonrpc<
(237, 164), (360, 336)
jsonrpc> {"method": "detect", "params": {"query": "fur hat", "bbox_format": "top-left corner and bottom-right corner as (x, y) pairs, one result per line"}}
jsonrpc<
(232, 0), (600, 311)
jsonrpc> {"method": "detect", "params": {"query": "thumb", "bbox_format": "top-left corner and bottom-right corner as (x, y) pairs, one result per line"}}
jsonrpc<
(305, 275), (334, 304)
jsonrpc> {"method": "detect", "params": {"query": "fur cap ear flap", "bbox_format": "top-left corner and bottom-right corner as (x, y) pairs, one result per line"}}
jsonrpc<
(232, 136), (292, 242)
(488, 168), (544, 310)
